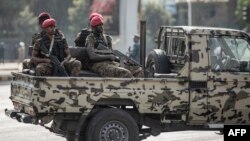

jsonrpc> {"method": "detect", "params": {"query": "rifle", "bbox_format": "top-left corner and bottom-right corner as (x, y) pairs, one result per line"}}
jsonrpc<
(40, 43), (68, 77)
(95, 44), (140, 66)
(113, 50), (142, 67)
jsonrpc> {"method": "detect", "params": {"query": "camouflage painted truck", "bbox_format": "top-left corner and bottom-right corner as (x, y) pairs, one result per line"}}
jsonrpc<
(6, 26), (250, 141)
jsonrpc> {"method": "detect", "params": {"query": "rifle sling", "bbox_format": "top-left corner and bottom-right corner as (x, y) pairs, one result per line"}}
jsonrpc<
(49, 34), (55, 55)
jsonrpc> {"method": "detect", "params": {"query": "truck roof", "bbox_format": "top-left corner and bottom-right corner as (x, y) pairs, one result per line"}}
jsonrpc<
(161, 26), (247, 36)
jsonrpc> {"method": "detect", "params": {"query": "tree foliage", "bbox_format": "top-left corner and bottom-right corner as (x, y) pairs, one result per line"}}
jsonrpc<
(141, 2), (174, 53)
(142, 2), (173, 35)
(68, 0), (90, 34)
(0, 0), (74, 44)
(0, 0), (31, 38)
(17, 6), (37, 44)
(31, 0), (73, 33)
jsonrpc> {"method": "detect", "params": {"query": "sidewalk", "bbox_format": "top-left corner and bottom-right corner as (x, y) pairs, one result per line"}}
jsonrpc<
(0, 62), (21, 81)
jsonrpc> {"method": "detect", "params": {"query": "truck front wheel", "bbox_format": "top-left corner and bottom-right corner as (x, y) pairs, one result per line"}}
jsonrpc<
(86, 108), (139, 141)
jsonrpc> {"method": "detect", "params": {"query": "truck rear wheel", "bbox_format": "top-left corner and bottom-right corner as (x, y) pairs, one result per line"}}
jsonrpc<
(146, 49), (170, 77)
(86, 108), (139, 141)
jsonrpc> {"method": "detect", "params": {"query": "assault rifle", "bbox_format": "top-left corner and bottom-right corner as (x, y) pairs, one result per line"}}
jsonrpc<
(40, 43), (68, 77)
(113, 50), (142, 67)
(96, 44), (141, 66)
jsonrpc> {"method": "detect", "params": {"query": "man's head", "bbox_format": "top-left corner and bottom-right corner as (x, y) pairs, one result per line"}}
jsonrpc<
(90, 16), (104, 33)
(38, 12), (51, 27)
(133, 34), (140, 43)
(42, 18), (56, 35)
(19, 42), (25, 47)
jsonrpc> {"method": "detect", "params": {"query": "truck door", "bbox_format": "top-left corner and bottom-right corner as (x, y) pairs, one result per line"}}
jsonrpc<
(188, 35), (209, 124)
(207, 36), (250, 124)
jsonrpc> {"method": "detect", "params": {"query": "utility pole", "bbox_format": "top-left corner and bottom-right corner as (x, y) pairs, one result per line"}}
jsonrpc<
(187, 0), (192, 26)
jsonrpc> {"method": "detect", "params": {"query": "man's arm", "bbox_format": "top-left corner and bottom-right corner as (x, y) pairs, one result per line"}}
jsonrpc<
(85, 35), (117, 62)
(86, 47), (118, 62)
(106, 35), (112, 49)
(31, 40), (50, 65)
(61, 38), (71, 66)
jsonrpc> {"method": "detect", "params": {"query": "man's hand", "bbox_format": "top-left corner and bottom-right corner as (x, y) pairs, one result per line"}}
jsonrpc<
(60, 60), (66, 67)
(44, 58), (51, 64)
(109, 55), (120, 62)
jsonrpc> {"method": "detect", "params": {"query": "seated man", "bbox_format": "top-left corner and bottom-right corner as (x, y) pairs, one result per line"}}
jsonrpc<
(74, 13), (103, 47)
(85, 16), (143, 78)
(31, 18), (81, 76)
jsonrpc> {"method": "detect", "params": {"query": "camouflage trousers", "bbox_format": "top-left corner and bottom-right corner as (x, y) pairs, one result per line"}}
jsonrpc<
(90, 61), (143, 78)
(36, 58), (81, 76)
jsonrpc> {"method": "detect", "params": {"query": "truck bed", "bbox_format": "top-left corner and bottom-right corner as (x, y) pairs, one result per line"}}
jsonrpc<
(10, 72), (188, 117)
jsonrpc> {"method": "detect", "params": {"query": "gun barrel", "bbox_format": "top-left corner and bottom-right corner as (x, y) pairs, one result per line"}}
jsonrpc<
(5, 108), (19, 118)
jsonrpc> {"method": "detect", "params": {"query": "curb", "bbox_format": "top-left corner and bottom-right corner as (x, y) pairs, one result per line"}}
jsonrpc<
(0, 68), (19, 71)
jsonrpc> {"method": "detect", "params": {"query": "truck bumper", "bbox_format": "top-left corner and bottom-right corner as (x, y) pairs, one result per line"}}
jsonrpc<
(5, 108), (35, 124)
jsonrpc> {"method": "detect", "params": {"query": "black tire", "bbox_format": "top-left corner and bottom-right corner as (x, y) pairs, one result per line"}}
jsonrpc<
(146, 49), (170, 77)
(86, 108), (139, 141)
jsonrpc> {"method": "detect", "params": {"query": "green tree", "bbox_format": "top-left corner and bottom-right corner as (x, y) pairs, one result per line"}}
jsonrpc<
(0, 0), (29, 38)
(142, 2), (173, 35)
(16, 6), (37, 44)
(31, 0), (73, 34)
(68, 0), (90, 34)
(141, 1), (174, 54)
(236, 0), (250, 31)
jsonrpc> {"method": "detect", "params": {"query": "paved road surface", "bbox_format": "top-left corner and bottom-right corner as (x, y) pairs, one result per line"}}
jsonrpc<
(0, 81), (223, 141)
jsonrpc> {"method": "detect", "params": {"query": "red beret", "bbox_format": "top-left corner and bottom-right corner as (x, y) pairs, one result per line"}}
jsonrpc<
(89, 12), (103, 21)
(42, 18), (56, 28)
(90, 16), (104, 27)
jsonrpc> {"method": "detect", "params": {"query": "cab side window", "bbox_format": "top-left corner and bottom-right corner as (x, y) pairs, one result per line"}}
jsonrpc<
(209, 36), (250, 72)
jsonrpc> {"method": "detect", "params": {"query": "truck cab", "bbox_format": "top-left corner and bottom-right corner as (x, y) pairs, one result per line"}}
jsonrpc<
(146, 26), (250, 126)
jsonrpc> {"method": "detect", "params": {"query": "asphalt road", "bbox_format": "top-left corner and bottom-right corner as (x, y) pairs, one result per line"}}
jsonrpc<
(0, 81), (223, 141)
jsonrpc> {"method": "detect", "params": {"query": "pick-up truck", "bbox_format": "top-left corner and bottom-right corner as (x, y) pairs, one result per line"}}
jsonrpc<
(6, 26), (250, 141)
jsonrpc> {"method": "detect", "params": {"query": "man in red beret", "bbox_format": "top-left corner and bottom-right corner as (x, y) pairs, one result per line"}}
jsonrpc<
(85, 16), (143, 77)
(74, 12), (103, 47)
(31, 18), (81, 76)
(22, 12), (51, 71)
(73, 12), (104, 70)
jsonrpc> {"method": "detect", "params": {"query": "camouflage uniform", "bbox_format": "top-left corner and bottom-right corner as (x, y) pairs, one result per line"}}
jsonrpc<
(22, 31), (46, 70)
(35, 58), (81, 76)
(86, 33), (143, 78)
(74, 28), (91, 47)
(91, 61), (133, 78)
(33, 29), (81, 76)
